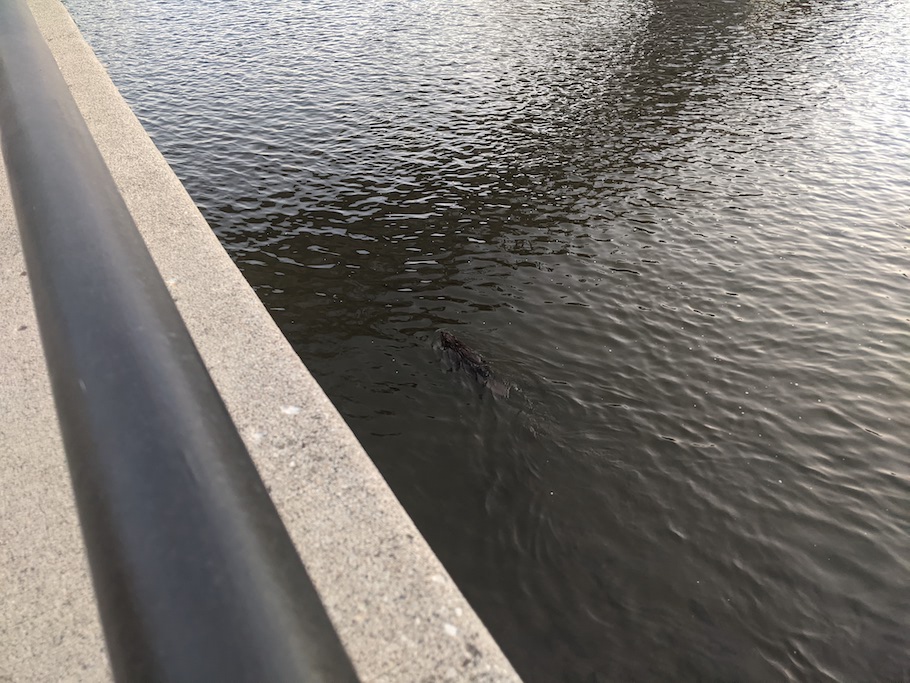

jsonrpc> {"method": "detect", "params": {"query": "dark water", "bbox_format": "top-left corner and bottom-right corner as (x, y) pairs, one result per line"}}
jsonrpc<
(64, 0), (910, 680)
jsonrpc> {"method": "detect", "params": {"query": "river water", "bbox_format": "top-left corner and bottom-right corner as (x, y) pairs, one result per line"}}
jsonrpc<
(63, 0), (909, 680)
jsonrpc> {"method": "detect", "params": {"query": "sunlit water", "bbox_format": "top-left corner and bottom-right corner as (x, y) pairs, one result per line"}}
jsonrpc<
(64, 0), (910, 679)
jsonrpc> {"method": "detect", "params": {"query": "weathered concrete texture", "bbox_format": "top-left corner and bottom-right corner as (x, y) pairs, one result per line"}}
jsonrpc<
(0, 0), (522, 681)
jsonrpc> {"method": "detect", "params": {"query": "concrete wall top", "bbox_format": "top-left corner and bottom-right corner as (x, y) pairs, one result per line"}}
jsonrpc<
(0, 0), (521, 680)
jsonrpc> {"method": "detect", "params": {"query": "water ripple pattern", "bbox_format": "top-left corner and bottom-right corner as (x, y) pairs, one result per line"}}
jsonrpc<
(64, 0), (910, 680)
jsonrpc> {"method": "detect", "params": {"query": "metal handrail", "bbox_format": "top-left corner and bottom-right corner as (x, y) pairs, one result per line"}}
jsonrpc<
(0, 1), (360, 680)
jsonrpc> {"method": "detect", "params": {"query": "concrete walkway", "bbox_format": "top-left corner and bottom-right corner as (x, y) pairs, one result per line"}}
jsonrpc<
(0, 1), (521, 680)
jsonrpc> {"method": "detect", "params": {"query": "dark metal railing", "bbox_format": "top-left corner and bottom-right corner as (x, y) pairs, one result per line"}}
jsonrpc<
(0, 1), (360, 680)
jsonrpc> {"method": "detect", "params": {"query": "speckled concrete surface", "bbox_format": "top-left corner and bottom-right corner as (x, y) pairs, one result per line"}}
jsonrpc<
(0, 1), (522, 681)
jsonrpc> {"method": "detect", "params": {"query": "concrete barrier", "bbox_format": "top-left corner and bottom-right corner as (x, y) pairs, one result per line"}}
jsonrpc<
(0, 0), (522, 680)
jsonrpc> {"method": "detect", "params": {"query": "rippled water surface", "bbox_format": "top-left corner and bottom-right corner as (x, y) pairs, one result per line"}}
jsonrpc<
(64, 0), (910, 679)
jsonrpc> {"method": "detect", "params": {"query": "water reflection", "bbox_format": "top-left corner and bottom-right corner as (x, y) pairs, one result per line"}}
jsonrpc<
(65, 0), (910, 680)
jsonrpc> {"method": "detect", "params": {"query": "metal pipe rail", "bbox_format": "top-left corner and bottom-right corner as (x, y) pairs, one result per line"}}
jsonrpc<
(0, 1), (360, 680)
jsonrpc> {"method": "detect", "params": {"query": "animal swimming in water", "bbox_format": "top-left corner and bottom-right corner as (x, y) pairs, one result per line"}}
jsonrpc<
(434, 330), (511, 398)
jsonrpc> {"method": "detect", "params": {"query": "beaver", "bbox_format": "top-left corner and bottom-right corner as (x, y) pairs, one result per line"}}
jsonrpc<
(435, 330), (511, 398)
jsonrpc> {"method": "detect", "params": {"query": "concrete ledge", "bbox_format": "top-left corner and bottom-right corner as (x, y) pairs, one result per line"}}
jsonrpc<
(0, 0), (521, 680)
